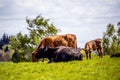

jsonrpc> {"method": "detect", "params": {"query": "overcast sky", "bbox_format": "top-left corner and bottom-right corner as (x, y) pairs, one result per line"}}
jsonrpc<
(0, 0), (120, 47)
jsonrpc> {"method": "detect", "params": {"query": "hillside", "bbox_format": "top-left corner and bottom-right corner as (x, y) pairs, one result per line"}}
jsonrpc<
(0, 55), (120, 80)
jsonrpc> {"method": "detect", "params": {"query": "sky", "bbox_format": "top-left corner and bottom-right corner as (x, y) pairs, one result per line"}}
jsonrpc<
(0, 0), (120, 47)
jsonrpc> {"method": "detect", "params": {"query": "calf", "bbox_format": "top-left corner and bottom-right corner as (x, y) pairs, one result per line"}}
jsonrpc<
(84, 38), (103, 59)
(35, 46), (83, 63)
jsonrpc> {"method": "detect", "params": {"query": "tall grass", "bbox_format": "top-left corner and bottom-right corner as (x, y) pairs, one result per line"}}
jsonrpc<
(0, 55), (120, 80)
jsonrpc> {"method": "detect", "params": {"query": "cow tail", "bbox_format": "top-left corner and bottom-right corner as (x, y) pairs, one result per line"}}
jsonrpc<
(84, 43), (88, 51)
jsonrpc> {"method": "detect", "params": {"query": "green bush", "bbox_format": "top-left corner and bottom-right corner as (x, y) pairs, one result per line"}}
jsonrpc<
(103, 22), (120, 55)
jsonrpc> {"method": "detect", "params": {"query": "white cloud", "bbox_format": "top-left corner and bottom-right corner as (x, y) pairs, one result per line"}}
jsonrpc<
(0, 0), (5, 8)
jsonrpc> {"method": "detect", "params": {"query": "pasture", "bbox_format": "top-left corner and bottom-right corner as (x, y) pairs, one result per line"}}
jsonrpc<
(0, 55), (120, 80)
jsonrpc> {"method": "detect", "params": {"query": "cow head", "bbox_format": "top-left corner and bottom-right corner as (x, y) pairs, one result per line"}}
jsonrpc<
(95, 39), (102, 47)
(32, 51), (39, 62)
(35, 47), (48, 59)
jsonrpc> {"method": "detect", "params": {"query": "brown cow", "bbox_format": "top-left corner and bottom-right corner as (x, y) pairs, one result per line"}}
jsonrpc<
(84, 38), (103, 59)
(32, 34), (77, 62)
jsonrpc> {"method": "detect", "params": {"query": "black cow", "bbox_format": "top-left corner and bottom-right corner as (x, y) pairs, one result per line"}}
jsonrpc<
(110, 53), (120, 58)
(35, 46), (83, 63)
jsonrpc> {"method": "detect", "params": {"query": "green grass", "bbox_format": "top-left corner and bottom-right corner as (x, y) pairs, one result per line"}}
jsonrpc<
(0, 55), (120, 80)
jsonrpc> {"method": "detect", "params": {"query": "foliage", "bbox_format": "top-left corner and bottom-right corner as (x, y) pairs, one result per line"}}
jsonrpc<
(9, 15), (60, 62)
(103, 22), (120, 55)
(4, 46), (9, 52)
(0, 55), (120, 80)
(26, 15), (60, 46)
(11, 51), (20, 63)
(10, 33), (32, 62)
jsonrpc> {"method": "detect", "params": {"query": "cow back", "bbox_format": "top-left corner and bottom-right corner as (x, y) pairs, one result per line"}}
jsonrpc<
(62, 34), (77, 48)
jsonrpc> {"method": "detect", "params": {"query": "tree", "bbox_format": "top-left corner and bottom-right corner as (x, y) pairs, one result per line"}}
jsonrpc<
(10, 33), (32, 62)
(117, 22), (120, 46)
(10, 15), (60, 62)
(103, 22), (120, 55)
(0, 33), (10, 49)
(26, 15), (60, 47)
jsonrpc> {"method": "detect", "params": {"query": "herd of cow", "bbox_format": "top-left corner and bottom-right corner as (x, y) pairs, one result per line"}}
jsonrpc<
(32, 34), (103, 63)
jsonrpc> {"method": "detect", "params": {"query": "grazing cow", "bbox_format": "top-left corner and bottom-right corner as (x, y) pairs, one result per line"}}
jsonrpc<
(110, 53), (120, 58)
(32, 34), (77, 62)
(35, 46), (83, 63)
(84, 38), (103, 59)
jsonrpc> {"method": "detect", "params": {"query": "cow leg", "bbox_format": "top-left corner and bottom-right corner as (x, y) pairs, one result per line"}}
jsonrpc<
(97, 49), (100, 57)
(89, 51), (92, 59)
(99, 50), (102, 58)
(100, 48), (103, 58)
(99, 50), (103, 58)
(85, 51), (89, 59)
(97, 49), (102, 58)
(86, 53), (88, 59)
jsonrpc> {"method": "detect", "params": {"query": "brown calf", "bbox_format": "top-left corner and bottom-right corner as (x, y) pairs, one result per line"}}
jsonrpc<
(84, 38), (103, 59)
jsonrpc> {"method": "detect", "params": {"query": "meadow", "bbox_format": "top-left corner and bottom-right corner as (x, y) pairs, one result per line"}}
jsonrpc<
(0, 55), (120, 80)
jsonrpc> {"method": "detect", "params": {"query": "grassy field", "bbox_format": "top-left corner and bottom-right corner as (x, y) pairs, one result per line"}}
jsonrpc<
(0, 55), (120, 80)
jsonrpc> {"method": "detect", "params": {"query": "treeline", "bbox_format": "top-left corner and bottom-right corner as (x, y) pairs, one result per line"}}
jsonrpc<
(0, 33), (11, 61)
(0, 33), (10, 49)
